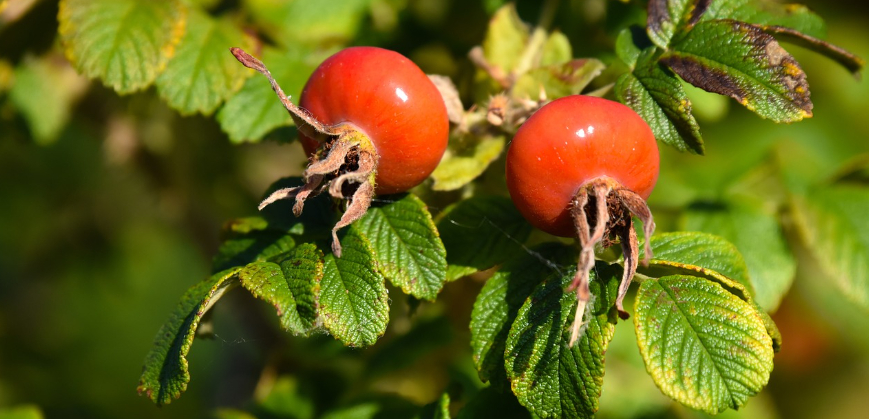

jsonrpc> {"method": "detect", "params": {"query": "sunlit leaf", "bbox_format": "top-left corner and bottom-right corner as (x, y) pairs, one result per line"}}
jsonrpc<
(634, 275), (774, 413)
(238, 244), (323, 335)
(513, 58), (605, 100)
(155, 10), (253, 115)
(704, 0), (826, 39)
(319, 227), (388, 347)
(58, 0), (186, 94)
(615, 48), (703, 154)
(791, 185), (869, 310)
(639, 231), (754, 300)
(504, 262), (620, 418)
(355, 194), (447, 301)
(431, 135), (505, 192)
(481, 3), (528, 73)
(663, 19), (812, 122)
(245, 0), (372, 47)
(137, 268), (240, 405)
(213, 230), (296, 272)
(683, 199), (796, 311)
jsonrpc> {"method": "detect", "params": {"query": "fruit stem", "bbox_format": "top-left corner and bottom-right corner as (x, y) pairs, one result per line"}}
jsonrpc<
(229, 47), (338, 138)
(566, 176), (656, 347)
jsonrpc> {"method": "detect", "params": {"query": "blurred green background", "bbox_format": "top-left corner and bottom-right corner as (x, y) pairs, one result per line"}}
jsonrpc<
(1, 0), (868, 418)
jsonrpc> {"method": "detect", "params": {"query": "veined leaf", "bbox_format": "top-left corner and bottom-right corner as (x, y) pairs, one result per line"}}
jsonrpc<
(791, 185), (869, 310)
(156, 10), (253, 115)
(482, 3), (529, 74)
(760, 26), (864, 76)
(58, 0), (186, 94)
(634, 275), (774, 413)
(218, 46), (324, 143)
(504, 262), (620, 418)
(663, 19), (812, 122)
(615, 48), (703, 154)
(703, 0), (826, 39)
(456, 386), (531, 419)
(683, 200), (796, 311)
(513, 58), (605, 100)
(639, 232), (754, 300)
(137, 268), (240, 405)
(436, 196), (533, 281)
(238, 244), (323, 335)
(470, 242), (574, 383)
(431, 135), (505, 192)
(355, 194), (447, 301)
(647, 0), (712, 49)
(319, 227), (388, 347)
(245, 0), (371, 47)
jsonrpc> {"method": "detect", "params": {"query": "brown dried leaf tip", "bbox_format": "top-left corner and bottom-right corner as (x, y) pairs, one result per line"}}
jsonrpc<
(567, 177), (655, 347)
(231, 47), (378, 257)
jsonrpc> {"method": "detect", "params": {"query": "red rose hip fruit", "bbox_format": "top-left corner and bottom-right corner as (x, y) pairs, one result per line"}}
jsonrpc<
(505, 95), (659, 345)
(297, 47), (449, 195)
(230, 47), (449, 257)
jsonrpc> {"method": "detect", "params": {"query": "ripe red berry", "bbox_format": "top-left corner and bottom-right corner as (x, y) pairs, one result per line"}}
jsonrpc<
(506, 95), (658, 237)
(298, 47), (449, 195)
(505, 95), (659, 345)
(230, 47), (449, 256)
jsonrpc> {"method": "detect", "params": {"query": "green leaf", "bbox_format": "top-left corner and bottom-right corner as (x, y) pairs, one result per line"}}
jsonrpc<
(213, 230), (296, 272)
(791, 185), (869, 310)
(58, 0), (186, 94)
(615, 28), (642, 69)
(704, 0), (826, 39)
(319, 227), (389, 347)
(245, 0), (371, 47)
(237, 244), (323, 335)
(540, 31), (572, 66)
(639, 232), (754, 300)
(9, 55), (87, 145)
(683, 199), (796, 311)
(471, 242), (575, 383)
(355, 194), (447, 300)
(155, 10), (252, 115)
(137, 268), (240, 405)
(504, 262), (620, 419)
(436, 196), (533, 281)
(218, 46), (324, 143)
(663, 19), (812, 122)
(634, 275), (774, 414)
(760, 26), (864, 76)
(0, 405), (44, 419)
(320, 404), (380, 419)
(513, 58), (605, 100)
(646, 0), (711, 49)
(615, 48), (704, 154)
(431, 135), (505, 192)
(419, 393), (451, 419)
(482, 3), (529, 73)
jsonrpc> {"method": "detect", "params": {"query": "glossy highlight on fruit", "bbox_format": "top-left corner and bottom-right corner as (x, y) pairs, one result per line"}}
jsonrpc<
(506, 95), (659, 237)
(298, 46), (449, 195)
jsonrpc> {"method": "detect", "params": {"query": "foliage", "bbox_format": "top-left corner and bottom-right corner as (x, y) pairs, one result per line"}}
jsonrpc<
(2, 0), (868, 418)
